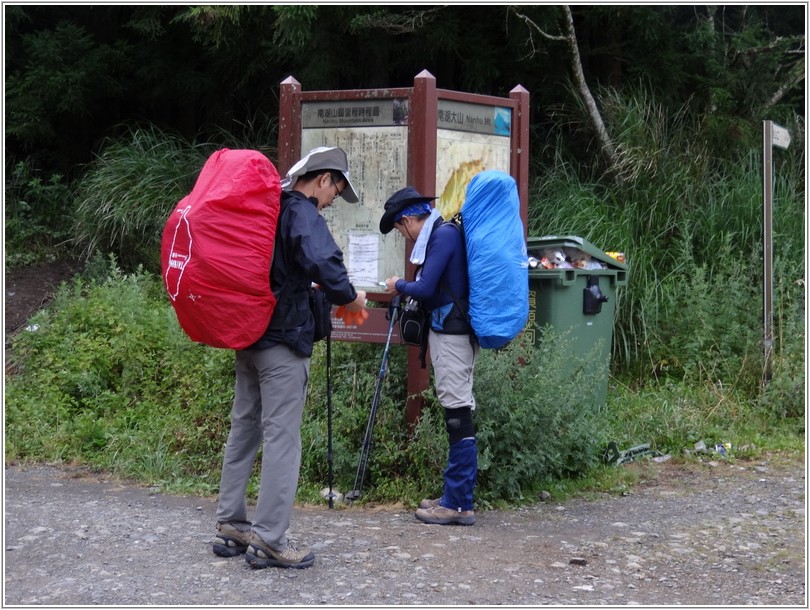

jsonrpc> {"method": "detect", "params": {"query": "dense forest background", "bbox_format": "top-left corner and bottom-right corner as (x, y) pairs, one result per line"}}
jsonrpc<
(4, 5), (806, 503)
(6, 4), (804, 178)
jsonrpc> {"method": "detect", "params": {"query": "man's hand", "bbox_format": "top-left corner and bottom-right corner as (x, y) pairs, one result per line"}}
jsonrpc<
(336, 290), (369, 326)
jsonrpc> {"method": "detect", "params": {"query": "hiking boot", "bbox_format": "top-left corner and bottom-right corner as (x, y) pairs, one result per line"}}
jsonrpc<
(245, 531), (315, 569)
(419, 497), (441, 509)
(212, 521), (251, 557)
(415, 505), (476, 526)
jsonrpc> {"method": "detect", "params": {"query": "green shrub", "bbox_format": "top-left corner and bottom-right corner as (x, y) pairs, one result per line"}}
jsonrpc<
(5, 256), (233, 491)
(299, 327), (612, 506)
(758, 259), (806, 420)
(5, 159), (75, 267)
(646, 234), (764, 393)
(5, 266), (613, 505)
(474, 328), (608, 504)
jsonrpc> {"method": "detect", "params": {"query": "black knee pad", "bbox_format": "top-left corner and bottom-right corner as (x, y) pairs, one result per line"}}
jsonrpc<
(444, 407), (475, 445)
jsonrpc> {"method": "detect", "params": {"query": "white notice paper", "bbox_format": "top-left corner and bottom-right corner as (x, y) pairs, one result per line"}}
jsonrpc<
(347, 233), (380, 287)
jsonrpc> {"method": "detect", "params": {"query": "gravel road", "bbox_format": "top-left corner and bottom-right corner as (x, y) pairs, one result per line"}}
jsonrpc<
(4, 456), (805, 606)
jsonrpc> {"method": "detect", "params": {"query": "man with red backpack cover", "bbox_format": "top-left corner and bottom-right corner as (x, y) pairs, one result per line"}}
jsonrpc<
(212, 147), (367, 569)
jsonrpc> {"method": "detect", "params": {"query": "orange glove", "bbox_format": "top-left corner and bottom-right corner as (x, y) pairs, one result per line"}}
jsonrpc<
(336, 306), (369, 326)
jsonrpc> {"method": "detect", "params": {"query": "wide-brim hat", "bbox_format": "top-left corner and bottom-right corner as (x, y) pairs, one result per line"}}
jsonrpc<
(281, 146), (359, 203)
(379, 186), (437, 234)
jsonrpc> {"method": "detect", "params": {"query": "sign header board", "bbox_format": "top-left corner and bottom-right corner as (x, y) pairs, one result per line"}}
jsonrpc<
(437, 100), (511, 136)
(302, 99), (409, 129)
(771, 123), (791, 149)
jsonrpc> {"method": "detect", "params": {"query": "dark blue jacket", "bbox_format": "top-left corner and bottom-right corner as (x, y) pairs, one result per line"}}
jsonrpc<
(249, 190), (357, 356)
(394, 219), (471, 334)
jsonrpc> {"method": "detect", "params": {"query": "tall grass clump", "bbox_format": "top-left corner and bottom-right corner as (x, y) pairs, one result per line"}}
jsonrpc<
(758, 257), (806, 421)
(643, 233), (763, 391)
(604, 258), (804, 457)
(530, 85), (805, 404)
(204, 108), (279, 160)
(71, 124), (211, 273)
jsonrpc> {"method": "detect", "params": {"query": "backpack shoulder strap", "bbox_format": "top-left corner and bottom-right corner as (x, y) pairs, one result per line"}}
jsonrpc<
(439, 213), (474, 343)
(273, 195), (307, 299)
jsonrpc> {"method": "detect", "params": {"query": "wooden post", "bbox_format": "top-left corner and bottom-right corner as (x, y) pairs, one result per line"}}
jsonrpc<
(404, 70), (438, 428)
(510, 85), (531, 239)
(278, 76), (302, 175)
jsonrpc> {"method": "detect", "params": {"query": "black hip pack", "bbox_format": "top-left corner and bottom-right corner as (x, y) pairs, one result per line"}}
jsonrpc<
(399, 298), (429, 346)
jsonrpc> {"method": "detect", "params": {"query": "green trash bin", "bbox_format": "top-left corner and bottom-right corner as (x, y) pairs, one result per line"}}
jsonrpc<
(526, 235), (628, 410)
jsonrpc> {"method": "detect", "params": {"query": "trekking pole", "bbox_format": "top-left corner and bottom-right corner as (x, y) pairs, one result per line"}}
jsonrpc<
(325, 332), (336, 508)
(346, 295), (401, 504)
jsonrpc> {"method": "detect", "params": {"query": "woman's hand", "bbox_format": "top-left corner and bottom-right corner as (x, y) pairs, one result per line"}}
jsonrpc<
(384, 277), (400, 294)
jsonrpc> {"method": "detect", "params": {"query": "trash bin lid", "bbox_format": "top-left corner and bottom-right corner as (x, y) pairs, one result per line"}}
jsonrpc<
(527, 235), (627, 270)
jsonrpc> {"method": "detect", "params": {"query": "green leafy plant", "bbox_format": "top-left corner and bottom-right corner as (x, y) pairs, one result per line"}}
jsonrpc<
(473, 328), (608, 504)
(5, 160), (74, 267)
(648, 234), (764, 393)
(758, 259), (806, 420)
(5, 255), (233, 491)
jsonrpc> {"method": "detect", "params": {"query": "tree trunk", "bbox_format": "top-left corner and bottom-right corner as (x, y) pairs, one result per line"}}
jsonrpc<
(561, 6), (618, 172)
(761, 62), (805, 113)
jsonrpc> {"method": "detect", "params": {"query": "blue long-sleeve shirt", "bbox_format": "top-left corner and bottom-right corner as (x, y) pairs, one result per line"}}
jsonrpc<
(395, 221), (468, 312)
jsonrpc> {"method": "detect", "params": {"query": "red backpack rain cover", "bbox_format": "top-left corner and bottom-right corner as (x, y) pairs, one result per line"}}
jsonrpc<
(161, 149), (281, 349)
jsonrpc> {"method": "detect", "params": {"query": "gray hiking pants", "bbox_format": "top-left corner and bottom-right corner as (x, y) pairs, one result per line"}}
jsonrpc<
(215, 344), (310, 549)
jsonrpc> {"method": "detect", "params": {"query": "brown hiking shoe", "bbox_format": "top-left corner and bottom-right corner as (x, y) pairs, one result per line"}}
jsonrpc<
(419, 497), (441, 509)
(245, 531), (315, 569)
(212, 521), (251, 557)
(415, 505), (476, 526)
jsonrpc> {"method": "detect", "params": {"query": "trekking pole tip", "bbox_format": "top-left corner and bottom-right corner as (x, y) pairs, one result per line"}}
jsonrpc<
(344, 490), (361, 503)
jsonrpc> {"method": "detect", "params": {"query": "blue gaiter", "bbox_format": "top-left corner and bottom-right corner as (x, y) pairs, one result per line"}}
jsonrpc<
(441, 437), (478, 511)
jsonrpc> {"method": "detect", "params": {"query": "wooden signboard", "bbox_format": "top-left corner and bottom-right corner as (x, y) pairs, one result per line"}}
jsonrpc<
(278, 70), (530, 424)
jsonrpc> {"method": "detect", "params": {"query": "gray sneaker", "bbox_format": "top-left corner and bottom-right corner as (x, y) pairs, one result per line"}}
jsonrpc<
(415, 505), (475, 526)
(419, 497), (441, 509)
(213, 521), (251, 557)
(245, 531), (315, 569)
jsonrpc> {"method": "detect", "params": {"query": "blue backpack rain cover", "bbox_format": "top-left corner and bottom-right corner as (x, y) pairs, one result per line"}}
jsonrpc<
(461, 170), (529, 349)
